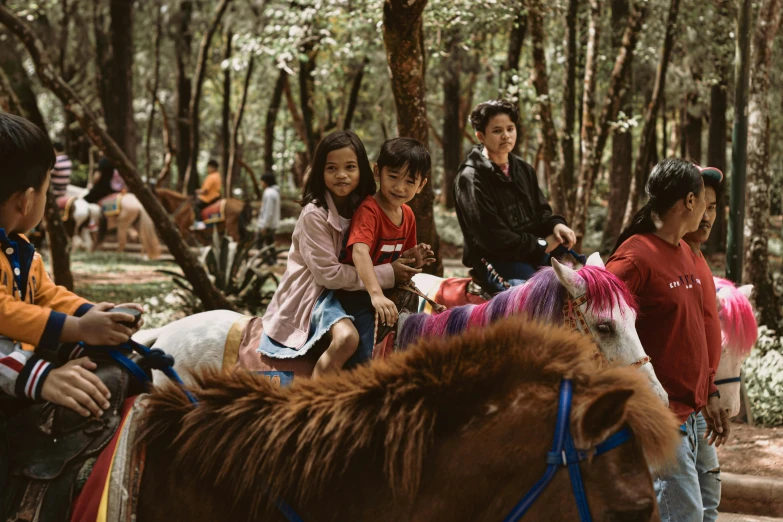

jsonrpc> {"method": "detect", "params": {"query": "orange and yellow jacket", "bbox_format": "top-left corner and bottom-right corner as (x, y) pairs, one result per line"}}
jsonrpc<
(0, 229), (92, 400)
(198, 172), (222, 203)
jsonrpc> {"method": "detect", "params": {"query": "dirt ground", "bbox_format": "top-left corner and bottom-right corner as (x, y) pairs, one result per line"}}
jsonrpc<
(718, 421), (783, 478)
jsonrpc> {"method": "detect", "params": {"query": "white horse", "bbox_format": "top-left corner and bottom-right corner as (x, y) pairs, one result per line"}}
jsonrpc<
(62, 184), (161, 259)
(135, 253), (668, 404)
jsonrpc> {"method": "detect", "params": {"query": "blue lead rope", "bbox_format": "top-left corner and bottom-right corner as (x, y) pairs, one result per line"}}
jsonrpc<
(77, 339), (198, 404)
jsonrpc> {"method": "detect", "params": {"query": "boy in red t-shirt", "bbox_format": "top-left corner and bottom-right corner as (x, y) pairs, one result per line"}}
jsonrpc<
(338, 138), (433, 362)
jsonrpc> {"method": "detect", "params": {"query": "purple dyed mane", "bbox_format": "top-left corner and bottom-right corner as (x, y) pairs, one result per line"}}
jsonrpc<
(398, 265), (637, 351)
(714, 277), (757, 357)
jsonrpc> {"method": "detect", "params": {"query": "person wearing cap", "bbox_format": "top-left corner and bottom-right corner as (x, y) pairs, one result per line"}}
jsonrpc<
(683, 166), (727, 522)
(454, 99), (578, 293)
(255, 172), (280, 264)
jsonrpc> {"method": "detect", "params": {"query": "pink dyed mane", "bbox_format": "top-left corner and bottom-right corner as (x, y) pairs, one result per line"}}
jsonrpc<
(714, 277), (758, 357)
(397, 265), (637, 350)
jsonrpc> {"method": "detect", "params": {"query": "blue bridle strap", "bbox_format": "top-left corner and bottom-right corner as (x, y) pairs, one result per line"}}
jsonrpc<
(714, 376), (741, 386)
(503, 379), (633, 522)
(78, 340), (198, 404)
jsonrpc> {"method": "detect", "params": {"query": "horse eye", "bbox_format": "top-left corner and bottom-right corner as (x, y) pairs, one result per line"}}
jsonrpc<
(596, 323), (613, 334)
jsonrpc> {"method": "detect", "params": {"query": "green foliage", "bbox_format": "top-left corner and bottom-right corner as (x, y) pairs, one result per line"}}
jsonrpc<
(158, 230), (279, 315)
(745, 326), (783, 426)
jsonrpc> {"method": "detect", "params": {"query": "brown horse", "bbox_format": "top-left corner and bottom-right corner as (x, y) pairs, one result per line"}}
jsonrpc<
(155, 188), (250, 243)
(136, 317), (679, 521)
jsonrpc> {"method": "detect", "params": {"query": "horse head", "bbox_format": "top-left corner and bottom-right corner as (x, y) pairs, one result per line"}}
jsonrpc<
(714, 278), (757, 418)
(551, 253), (669, 406)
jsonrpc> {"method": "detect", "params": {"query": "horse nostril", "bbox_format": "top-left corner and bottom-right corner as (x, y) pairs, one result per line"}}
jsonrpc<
(606, 502), (654, 522)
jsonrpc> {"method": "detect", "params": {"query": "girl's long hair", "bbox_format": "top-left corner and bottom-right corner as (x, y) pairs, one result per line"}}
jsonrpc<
(613, 158), (703, 253)
(300, 130), (375, 213)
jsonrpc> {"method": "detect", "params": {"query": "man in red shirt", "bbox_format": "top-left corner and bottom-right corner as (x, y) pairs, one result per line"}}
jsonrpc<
(683, 166), (727, 522)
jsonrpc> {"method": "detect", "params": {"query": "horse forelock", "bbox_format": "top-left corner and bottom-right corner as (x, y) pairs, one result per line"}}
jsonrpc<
(514, 269), (567, 323)
(139, 318), (678, 517)
(576, 265), (638, 319)
(714, 277), (757, 357)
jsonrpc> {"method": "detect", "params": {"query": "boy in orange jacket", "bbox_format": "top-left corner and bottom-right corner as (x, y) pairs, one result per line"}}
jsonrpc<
(0, 113), (143, 416)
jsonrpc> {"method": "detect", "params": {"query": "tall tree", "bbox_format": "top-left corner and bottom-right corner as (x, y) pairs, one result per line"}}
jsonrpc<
(299, 35), (318, 158)
(226, 55), (255, 193)
(145, 1), (163, 181)
(571, 1), (647, 247)
(501, 7), (527, 157)
(561, 0), (579, 200)
(0, 4), (234, 310)
(182, 0), (232, 194)
(683, 88), (703, 163)
(264, 69), (287, 174)
(744, 0), (783, 328)
(382, 0), (440, 274)
(622, 0), (680, 230)
(173, 0), (193, 191)
(441, 32), (462, 210)
(220, 25), (232, 186)
(343, 57), (368, 130)
(103, 0), (137, 164)
(601, 0), (634, 253)
(528, 0), (567, 214)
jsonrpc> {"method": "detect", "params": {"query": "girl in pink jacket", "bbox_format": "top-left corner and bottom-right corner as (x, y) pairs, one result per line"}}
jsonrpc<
(259, 131), (419, 377)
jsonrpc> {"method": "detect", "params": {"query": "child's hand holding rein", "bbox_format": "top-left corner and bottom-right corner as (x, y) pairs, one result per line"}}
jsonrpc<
(371, 294), (399, 326)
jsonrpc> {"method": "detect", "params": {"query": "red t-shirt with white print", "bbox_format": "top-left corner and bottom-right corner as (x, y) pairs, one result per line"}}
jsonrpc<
(606, 233), (712, 424)
(340, 196), (417, 266)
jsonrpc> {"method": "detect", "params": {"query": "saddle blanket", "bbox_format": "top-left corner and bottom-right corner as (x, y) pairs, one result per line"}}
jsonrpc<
(56, 196), (76, 222)
(98, 193), (124, 217)
(201, 199), (226, 224)
(70, 395), (146, 522)
(423, 277), (487, 313)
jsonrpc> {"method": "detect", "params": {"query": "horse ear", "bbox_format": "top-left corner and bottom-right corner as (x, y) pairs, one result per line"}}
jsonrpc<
(585, 252), (605, 268)
(577, 388), (634, 444)
(738, 285), (754, 300)
(551, 258), (587, 298)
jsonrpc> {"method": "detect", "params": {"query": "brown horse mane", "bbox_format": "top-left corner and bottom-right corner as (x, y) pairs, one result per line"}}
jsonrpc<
(140, 317), (678, 517)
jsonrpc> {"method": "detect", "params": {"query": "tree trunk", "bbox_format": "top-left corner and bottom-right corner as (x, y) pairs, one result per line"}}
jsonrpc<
(145, 1), (163, 182)
(105, 0), (137, 164)
(299, 38), (318, 157)
(227, 55), (254, 194)
(501, 7), (527, 157)
(621, 0), (680, 231)
(343, 56), (368, 130)
(183, 0), (231, 195)
(601, 0), (633, 254)
(528, 0), (567, 214)
(571, 2), (647, 248)
(561, 0), (578, 205)
(174, 0), (193, 191)
(683, 90), (702, 163)
(1, 41), (73, 289)
(220, 26), (232, 187)
(152, 91), (175, 188)
(264, 69), (286, 174)
(382, 0), (440, 275)
(441, 34), (461, 210)
(704, 79), (728, 254)
(744, 0), (782, 329)
(0, 5), (235, 311)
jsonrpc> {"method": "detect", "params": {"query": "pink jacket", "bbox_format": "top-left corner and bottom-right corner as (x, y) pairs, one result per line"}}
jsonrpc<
(262, 192), (395, 348)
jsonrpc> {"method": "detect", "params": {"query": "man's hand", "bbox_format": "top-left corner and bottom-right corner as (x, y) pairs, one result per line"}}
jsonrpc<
(703, 395), (730, 447)
(371, 293), (399, 326)
(41, 357), (111, 417)
(553, 224), (577, 248)
(544, 234), (561, 254)
(76, 302), (135, 346)
(114, 302), (145, 334)
(391, 256), (421, 284)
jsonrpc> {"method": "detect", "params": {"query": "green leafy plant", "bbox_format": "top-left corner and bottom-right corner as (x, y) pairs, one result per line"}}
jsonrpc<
(158, 229), (279, 315)
(745, 326), (783, 426)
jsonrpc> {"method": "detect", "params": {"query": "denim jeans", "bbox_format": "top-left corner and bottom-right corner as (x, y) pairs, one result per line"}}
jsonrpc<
(335, 290), (375, 368)
(476, 245), (574, 293)
(695, 412), (721, 522)
(654, 412), (720, 522)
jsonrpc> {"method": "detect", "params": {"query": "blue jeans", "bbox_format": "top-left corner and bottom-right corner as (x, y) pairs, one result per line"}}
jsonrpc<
(654, 412), (720, 522)
(476, 245), (574, 293)
(696, 412), (721, 522)
(335, 290), (375, 368)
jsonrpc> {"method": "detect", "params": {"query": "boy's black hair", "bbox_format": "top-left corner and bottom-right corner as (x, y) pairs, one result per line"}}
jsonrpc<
(301, 130), (375, 210)
(469, 99), (520, 134)
(0, 113), (56, 205)
(702, 174), (724, 204)
(207, 159), (219, 169)
(261, 172), (277, 187)
(376, 137), (431, 182)
(53, 141), (65, 152)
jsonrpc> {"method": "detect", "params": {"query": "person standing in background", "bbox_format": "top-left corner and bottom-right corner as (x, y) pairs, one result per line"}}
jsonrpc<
(256, 172), (281, 264)
(51, 142), (72, 198)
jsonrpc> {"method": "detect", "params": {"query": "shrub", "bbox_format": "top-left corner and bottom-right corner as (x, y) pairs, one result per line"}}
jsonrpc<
(745, 326), (783, 426)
